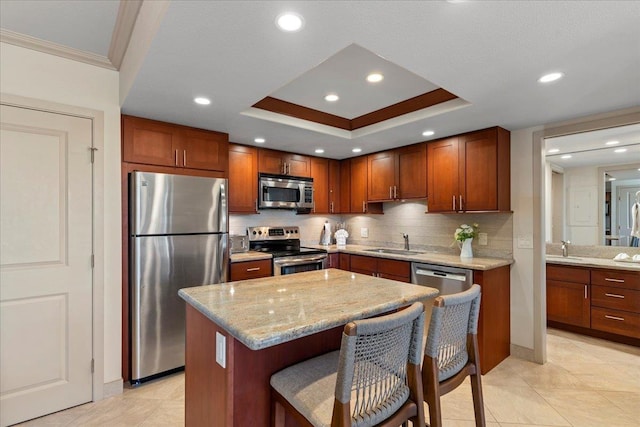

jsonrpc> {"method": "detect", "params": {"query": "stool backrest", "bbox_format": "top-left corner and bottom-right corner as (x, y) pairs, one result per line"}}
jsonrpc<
(334, 302), (424, 426)
(424, 284), (481, 381)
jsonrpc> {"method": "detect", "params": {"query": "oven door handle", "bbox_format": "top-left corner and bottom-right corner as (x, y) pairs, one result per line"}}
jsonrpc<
(273, 255), (327, 266)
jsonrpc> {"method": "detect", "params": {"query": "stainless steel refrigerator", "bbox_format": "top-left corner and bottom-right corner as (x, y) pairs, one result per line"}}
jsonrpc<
(130, 171), (228, 384)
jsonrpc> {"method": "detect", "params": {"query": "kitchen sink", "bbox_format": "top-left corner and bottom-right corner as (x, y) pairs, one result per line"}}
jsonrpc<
(546, 255), (585, 262)
(364, 248), (425, 255)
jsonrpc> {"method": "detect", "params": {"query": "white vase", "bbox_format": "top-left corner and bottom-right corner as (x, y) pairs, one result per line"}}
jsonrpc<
(460, 238), (473, 259)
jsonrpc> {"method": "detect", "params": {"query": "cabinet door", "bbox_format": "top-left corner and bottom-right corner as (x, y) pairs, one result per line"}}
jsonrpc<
(328, 160), (341, 214)
(122, 115), (177, 167)
(327, 253), (340, 269)
(427, 137), (459, 212)
(350, 254), (377, 276)
(350, 156), (368, 213)
(398, 143), (427, 199)
(258, 148), (285, 174)
(547, 279), (590, 327)
(285, 154), (311, 177)
(310, 157), (329, 213)
(229, 144), (258, 213)
(367, 151), (397, 201)
(459, 129), (498, 211)
(338, 253), (350, 271)
(377, 258), (410, 283)
(339, 160), (351, 213)
(181, 129), (228, 171)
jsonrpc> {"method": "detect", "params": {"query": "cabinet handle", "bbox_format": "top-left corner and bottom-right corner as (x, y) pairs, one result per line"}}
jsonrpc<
(584, 285), (588, 299)
(330, 201), (334, 213)
(605, 293), (625, 299)
(362, 201), (366, 213)
(313, 201), (316, 213)
(605, 315), (625, 321)
(459, 195), (463, 211)
(389, 186), (393, 199)
(394, 185), (397, 199)
(453, 195), (456, 211)
(246, 267), (260, 272)
(255, 198), (258, 212)
(183, 150), (187, 167)
(605, 278), (625, 283)
(175, 149), (178, 166)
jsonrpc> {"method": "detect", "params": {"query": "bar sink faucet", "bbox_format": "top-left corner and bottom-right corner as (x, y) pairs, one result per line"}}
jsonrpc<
(561, 240), (570, 257)
(402, 233), (409, 250)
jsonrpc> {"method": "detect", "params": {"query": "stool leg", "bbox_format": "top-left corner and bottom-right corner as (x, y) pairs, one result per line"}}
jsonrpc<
(272, 398), (285, 427)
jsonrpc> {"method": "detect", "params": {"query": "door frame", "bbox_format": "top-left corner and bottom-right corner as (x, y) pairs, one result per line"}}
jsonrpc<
(1, 93), (106, 401)
(533, 107), (640, 364)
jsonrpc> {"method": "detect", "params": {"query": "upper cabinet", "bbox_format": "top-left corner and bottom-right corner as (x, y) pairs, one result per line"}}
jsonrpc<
(229, 144), (258, 214)
(309, 158), (342, 214)
(122, 115), (228, 172)
(427, 127), (510, 212)
(349, 156), (383, 214)
(328, 160), (341, 214)
(258, 148), (311, 177)
(367, 143), (427, 202)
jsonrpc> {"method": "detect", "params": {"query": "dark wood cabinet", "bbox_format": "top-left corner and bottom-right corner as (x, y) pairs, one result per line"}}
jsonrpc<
(338, 253), (351, 271)
(339, 160), (352, 213)
(327, 253), (340, 269)
(310, 157), (329, 214)
(427, 127), (510, 212)
(367, 143), (426, 202)
(122, 115), (228, 172)
(546, 264), (590, 328)
(328, 160), (341, 214)
(349, 157), (383, 214)
(590, 268), (640, 339)
(349, 254), (410, 283)
(258, 148), (310, 177)
(230, 259), (272, 281)
(229, 144), (258, 213)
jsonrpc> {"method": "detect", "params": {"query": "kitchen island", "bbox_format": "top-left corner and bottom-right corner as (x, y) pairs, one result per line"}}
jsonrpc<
(178, 269), (438, 426)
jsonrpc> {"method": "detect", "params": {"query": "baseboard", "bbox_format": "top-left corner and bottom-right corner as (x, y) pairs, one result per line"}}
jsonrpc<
(510, 343), (535, 362)
(102, 378), (124, 399)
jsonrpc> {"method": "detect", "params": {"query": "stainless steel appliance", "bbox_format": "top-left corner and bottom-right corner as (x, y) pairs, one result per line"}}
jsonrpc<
(229, 234), (249, 253)
(248, 226), (327, 275)
(258, 173), (313, 210)
(130, 171), (228, 384)
(411, 263), (472, 295)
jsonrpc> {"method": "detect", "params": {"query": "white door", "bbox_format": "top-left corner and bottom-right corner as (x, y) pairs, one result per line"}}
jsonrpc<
(0, 105), (93, 426)
(616, 185), (640, 247)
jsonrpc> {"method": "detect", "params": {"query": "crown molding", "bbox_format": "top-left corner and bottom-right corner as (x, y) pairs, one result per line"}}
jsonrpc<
(108, 0), (143, 70)
(0, 28), (116, 71)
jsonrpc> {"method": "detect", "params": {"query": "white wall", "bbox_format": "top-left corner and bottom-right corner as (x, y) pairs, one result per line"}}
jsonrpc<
(1, 43), (122, 385)
(563, 166), (599, 245)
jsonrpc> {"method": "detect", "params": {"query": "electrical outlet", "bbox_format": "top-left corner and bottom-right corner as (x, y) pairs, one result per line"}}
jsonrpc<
(517, 235), (533, 249)
(478, 232), (488, 245)
(216, 332), (226, 368)
(360, 227), (369, 238)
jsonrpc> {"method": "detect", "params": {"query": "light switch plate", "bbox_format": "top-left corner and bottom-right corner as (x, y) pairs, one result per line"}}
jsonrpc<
(517, 235), (533, 249)
(478, 232), (488, 245)
(216, 332), (226, 368)
(360, 227), (369, 238)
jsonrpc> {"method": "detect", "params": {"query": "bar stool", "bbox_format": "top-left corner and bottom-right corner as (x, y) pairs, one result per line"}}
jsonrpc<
(423, 284), (486, 427)
(270, 302), (426, 427)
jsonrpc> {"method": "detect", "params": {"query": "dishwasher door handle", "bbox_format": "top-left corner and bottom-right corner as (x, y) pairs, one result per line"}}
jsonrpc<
(415, 269), (468, 282)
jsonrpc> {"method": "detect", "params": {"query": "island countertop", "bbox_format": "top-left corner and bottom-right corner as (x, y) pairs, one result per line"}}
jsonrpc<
(178, 268), (438, 351)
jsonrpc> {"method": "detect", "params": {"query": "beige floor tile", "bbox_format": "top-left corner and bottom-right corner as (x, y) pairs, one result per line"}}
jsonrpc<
(483, 385), (570, 426)
(516, 361), (586, 390)
(598, 390), (640, 419)
(68, 397), (161, 426)
(15, 403), (95, 426)
(139, 400), (185, 426)
(423, 385), (497, 423)
(535, 388), (638, 427)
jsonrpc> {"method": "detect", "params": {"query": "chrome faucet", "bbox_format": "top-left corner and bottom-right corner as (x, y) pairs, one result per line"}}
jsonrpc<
(402, 233), (409, 250)
(561, 240), (570, 257)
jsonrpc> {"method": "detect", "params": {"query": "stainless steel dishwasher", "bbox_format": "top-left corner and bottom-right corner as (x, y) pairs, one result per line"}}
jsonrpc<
(411, 263), (473, 295)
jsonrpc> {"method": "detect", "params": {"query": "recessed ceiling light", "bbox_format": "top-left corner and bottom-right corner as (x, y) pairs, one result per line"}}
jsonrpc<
(547, 148), (560, 154)
(254, 137), (265, 144)
(324, 93), (339, 102)
(194, 97), (211, 105)
(366, 73), (384, 83)
(609, 177), (617, 181)
(605, 140), (620, 145)
(352, 148), (362, 153)
(422, 130), (435, 137)
(314, 148), (324, 154)
(614, 148), (627, 153)
(538, 72), (564, 83)
(561, 154), (572, 159)
(276, 12), (304, 32)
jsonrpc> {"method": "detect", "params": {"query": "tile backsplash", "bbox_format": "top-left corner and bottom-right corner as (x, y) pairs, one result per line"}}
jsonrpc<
(230, 201), (513, 259)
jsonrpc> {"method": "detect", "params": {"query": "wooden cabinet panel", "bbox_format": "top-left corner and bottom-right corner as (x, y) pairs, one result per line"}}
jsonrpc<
(547, 264), (591, 283)
(286, 154), (311, 177)
(229, 144), (258, 213)
(328, 160), (341, 214)
(367, 150), (396, 201)
(310, 157), (329, 214)
(377, 258), (410, 279)
(230, 259), (272, 281)
(591, 268), (640, 290)
(547, 279), (590, 328)
(397, 143), (427, 199)
(348, 255), (410, 282)
(339, 160), (351, 214)
(591, 307), (640, 338)
(338, 253), (350, 271)
(350, 157), (368, 213)
(460, 130), (498, 211)
(258, 149), (286, 175)
(181, 128), (228, 171)
(122, 115), (177, 166)
(427, 137), (459, 212)
(327, 253), (340, 269)
(350, 254), (376, 276)
(258, 149), (310, 177)
(592, 285), (640, 313)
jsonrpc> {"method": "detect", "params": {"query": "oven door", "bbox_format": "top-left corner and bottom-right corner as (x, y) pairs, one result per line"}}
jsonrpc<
(273, 254), (327, 276)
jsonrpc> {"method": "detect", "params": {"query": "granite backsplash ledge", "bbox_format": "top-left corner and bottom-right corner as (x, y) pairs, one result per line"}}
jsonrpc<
(546, 242), (640, 259)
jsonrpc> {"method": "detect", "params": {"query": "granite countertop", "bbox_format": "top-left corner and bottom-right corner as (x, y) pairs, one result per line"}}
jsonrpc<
(546, 255), (640, 272)
(307, 244), (512, 271)
(178, 269), (438, 351)
(229, 251), (272, 263)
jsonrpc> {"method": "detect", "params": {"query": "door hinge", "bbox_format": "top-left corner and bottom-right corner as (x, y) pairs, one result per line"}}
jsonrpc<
(91, 254), (95, 268)
(91, 359), (95, 373)
(89, 147), (98, 163)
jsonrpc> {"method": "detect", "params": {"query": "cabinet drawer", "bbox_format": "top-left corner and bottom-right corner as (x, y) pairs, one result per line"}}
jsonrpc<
(591, 285), (640, 313)
(350, 255), (376, 274)
(546, 264), (589, 283)
(230, 259), (272, 281)
(377, 258), (410, 279)
(591, 306), (640, 338)
(591, 269), (640, 290)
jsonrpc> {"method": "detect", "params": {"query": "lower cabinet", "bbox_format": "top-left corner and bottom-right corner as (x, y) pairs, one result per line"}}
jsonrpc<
(546, 265), (590, 328)
(327, 253), (340, 269)
(230, 259), (272, 281)
(349, 254), (411, 283)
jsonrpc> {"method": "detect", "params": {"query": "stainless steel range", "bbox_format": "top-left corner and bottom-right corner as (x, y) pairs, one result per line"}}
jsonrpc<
(247, 226), (327, 275)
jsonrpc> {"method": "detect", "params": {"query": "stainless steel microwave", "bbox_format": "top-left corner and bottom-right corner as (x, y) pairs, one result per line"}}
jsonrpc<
(258, 173), (313, 209)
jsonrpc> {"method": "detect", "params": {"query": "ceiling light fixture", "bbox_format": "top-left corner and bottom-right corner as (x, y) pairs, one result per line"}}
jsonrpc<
(276, 12), (304, 32)
(605, 140), (620, 145)
(194, 97), (211, 105)
(254, 137), (265, 143)
(314, 148), (325, 154)
(614, 148), (627, 153)
(609, 177), (617, 181)
(547, 148), (560, 154)
(366, 73), (384, 83)
(538, 72), (564, 83)
(422, 130), (435, 137)
(324, 93), (339, 102)
(352, 148), (362, 153)
(561, 154), (572, 159)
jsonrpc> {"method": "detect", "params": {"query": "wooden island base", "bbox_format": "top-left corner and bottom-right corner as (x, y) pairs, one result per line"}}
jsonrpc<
(185, 305), (343, 426)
